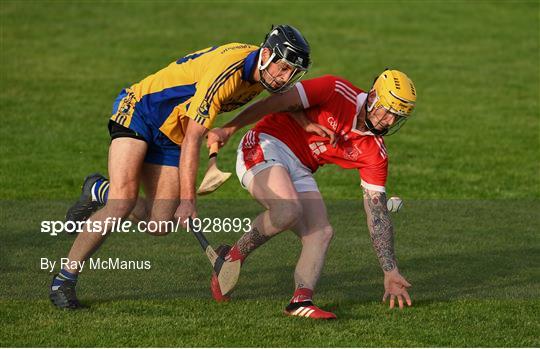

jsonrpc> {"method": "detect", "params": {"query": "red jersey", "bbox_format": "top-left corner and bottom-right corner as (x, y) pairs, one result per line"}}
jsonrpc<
(253, 75), (388, 191)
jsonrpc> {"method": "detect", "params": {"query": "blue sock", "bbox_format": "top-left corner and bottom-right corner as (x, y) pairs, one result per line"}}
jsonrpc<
(91, 178), (109, 205)
(51, 269), (78, 291)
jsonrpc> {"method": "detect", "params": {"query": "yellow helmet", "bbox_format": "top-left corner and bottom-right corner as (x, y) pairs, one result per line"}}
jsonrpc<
(366, 69), (417, 135)
(369, 69), (416, 116)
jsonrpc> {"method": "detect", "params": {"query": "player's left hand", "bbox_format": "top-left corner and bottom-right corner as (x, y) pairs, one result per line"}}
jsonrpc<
(382, 269), (412, 309)
(305, 123), (337, 146)
(175, 200), (198, 229)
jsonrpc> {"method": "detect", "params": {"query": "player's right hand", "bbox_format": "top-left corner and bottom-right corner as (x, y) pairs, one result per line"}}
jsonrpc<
(175, 200), (198, 230)
(207, 127), (231, 149)
(382, 269), (412, 309)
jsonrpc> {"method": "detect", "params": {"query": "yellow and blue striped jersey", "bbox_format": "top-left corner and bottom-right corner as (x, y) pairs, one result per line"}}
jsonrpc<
(111, 43), (264, 145)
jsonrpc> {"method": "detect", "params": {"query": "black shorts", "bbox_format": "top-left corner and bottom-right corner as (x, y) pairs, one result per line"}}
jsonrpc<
(107, 120), (181, 166)
(108, 120), (146, 142)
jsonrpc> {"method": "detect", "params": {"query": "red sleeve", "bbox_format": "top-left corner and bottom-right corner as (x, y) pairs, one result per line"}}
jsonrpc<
(295, 75), (337, 108)
(358, 160), (388, 192)
(358, 137), (388, 192)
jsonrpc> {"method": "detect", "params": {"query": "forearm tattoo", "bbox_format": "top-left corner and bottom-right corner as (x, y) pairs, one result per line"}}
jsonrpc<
(363, 189), (397, 272)
(289, 110), (309, 127)
(284, 102), (303, 112)
(237, 227), (270, 257)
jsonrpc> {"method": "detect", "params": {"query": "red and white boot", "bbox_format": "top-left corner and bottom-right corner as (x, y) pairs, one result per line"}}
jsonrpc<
(284, 287), (336, 319)
(284, 301), (337, 319)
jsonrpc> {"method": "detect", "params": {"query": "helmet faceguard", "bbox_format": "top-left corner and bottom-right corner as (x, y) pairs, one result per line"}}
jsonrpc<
(364, 69), (417, 135)
(258, 25), (311, 93)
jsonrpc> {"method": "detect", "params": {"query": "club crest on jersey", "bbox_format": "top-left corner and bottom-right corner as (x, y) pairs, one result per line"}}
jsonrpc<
(245, 148), (262, 162)
(343, 144), (362, 161)
(197, 100), (211, 118)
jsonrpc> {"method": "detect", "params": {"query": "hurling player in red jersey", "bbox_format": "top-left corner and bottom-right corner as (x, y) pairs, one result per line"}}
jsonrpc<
(208, 70), (417, 319)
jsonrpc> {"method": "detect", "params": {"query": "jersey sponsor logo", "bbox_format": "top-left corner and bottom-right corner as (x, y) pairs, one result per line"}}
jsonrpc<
(327, 116), (338, 130)
(220, 44), (252, 54)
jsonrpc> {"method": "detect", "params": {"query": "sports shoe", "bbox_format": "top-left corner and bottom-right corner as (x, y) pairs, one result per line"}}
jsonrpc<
(65, 173), (106, 226)
(210, 244), (232, 302)
(49, 274), (83, 309)
(284, 301), (337, 319)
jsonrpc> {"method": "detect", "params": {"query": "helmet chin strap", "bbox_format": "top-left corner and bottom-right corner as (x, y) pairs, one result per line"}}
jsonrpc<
(363, 101), (388, 136)
(366, 91), (378, 113)
(257, 49), (275, 71)
(257, 50), (281, 92)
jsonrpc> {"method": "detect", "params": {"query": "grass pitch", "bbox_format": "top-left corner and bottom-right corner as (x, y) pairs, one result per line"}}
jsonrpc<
(1, 1), (539, 347)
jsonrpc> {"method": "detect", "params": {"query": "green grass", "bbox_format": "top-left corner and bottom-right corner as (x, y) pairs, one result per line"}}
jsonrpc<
(1, 200), (538, 346)
(1, 0), (539, 347)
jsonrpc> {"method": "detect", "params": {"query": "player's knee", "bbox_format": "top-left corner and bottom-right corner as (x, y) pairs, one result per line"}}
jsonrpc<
(109, 179), (139, 200)
(270, 200), (302, 229)
(319, 225), (334, 246)
(144, 213), (175, 236)
(301, 225), (334, 246)
(104, 199), (137, 218)
(144, 228), (171, 237)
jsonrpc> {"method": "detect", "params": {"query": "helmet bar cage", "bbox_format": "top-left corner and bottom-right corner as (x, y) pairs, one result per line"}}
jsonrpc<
(257, 49), (308, 93)
(364, 93), (410, 136)
(272, 44), (310, 71)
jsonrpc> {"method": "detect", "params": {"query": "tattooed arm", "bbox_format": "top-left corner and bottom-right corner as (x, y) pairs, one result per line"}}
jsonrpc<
(363, 187), (413, 309)
(362, 188), (397, 271)
(207, 87), (304, 148)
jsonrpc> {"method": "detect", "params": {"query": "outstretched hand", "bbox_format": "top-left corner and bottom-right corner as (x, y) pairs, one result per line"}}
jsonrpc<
(382, 269), (412, 309)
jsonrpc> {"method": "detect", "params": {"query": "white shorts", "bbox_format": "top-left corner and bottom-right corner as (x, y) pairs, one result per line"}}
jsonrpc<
(236, 131), (319, 193)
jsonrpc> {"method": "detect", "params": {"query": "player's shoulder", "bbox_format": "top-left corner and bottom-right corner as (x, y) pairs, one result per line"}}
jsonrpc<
(214, 43), (259, 58)
(301, 75), (362, 92)
(357, 135), (388, 163)
(198, 43), (258, 79)
(301, 74), (340, 85)
(332, 75), (363, 93)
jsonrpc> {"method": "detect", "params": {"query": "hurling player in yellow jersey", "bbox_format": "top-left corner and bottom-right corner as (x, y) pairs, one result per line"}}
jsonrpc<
(50, 25), (311, 309)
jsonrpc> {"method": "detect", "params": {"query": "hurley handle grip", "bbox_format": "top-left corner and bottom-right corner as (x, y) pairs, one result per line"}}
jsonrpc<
(209, 143), (219, 159)
(188, 218), (210, 251)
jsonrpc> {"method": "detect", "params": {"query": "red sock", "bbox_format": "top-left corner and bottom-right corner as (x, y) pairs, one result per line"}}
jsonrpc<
(226, 244), (246, 264)
(290, 287), (313, 303)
